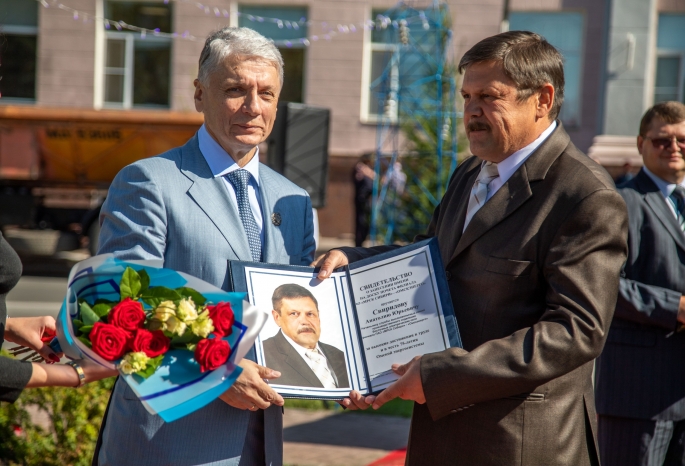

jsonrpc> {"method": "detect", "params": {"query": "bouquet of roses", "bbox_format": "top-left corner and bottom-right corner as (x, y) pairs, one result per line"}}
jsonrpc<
(76, 266), (236, 378)
(53, 254), (267, 422)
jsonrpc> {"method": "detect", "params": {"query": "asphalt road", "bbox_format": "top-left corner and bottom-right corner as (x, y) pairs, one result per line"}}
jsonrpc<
(6, 276), (67, 319)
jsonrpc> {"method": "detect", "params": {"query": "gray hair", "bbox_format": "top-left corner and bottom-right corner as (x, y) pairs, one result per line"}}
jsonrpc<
(198, 27), (284, 87)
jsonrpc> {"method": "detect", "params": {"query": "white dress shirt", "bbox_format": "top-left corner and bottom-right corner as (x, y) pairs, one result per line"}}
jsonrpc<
(198, 124), (264, 244)
(281, 331), (336, 385)
(642, 165), (685, 219)
(485, 121), (557, 202)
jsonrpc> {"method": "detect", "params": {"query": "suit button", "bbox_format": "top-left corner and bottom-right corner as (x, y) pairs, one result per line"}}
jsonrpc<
(445, 271), (452, 281)
(450, 409), (457, 414)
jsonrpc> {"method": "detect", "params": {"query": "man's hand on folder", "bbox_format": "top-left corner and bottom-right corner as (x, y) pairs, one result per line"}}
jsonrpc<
(219, 360), (284, 411)
(312, 250), (349, 279)
(365, 356), (426, 409)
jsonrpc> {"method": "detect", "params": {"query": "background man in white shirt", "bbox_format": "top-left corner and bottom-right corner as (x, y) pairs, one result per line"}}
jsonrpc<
(262, 284), (349, 389)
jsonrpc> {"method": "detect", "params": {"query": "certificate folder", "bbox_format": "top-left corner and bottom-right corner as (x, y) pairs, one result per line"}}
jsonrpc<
(229, 238), (461, 400)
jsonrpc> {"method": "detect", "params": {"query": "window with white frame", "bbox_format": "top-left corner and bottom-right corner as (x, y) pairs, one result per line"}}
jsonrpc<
(0, 0), (38, 102)
(508, 12), (585, 127)
(103, 1), (172, 109)
(654, 14), (685, 104)
(362, 9), (400, 122)
(238, 5), (307, 103)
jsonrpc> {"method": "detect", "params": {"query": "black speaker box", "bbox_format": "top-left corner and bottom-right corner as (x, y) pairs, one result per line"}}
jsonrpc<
(267, 102), (330, 209)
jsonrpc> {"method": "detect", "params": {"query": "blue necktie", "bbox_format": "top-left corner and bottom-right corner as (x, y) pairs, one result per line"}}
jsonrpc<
(671, 186), (685, 232)
(226, 169), (262, 262)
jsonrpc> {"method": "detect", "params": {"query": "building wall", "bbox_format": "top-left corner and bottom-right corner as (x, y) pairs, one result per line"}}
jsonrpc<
(601, 0), (658, 136)
(13, 0), (650, 238)
(36, 0), (97, 107)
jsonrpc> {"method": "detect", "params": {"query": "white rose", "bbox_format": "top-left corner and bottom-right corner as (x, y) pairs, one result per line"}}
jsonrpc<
(118, 352), (150, 374)
(166, 315), (187, 336)
(154, 301), (176, 322)
(176, 298), (198, 322)
(190, 315), (214, 338)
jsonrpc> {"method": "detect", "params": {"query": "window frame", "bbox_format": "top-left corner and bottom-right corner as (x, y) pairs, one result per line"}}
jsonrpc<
(654, 50), (685, 104)
(507, 9), (586, 128)
(101, 29), (172, 109)
(361, 11), (400, 125)
(0, 25), (39, 104)
(237, 5), (308, 104)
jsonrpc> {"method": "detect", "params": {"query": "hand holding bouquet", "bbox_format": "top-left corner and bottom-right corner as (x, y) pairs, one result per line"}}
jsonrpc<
(53, 255), (267, 422)
(74, 266), (236, 378)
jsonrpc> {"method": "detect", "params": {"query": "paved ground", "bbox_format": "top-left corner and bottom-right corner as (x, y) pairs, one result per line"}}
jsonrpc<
(283, 408), (410, 466)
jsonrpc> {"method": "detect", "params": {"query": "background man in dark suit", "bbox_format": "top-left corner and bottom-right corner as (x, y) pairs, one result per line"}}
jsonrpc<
(315, 31), (628, 465)
(595, 101), (685, 466)
(262, 284), (349, 389)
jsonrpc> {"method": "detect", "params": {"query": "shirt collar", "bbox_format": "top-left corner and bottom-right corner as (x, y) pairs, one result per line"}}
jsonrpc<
(280, 330), (325, 360)
(198, 124), (260, 185)
(642, 165), (685, 198)
(495, 120), (557, 183)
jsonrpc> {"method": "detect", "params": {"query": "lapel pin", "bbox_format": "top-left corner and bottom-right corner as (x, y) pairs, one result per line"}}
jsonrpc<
(271, 212), (282, 226)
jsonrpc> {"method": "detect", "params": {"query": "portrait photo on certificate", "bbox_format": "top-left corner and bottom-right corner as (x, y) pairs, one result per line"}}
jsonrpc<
(229, 238), (462, 400)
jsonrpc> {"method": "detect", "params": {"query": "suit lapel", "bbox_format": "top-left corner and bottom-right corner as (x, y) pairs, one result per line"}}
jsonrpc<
(452, 165), (533, 260)
(259, 167), (281, 264)
(449, 121), (570, 265)
(275, 332), (322, 387)
(440, 158), (481, 260)
(637, 171), (685, 252)
(179, 136), (252, 261)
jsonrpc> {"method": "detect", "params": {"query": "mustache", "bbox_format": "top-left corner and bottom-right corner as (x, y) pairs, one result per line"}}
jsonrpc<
(297, 326), (316, 334)
(467, 121), (491, 132)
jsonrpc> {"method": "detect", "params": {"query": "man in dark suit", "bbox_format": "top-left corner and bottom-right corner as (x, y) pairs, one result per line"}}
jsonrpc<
(262, 284), (349, 389)
(315, 31), (628, 465)
(595, 101), (685, 466)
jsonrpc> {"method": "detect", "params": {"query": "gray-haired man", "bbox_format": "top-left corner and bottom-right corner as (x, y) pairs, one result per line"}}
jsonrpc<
(93, 27), (316, 465)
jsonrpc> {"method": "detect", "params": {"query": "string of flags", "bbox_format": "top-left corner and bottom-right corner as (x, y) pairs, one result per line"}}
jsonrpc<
(33, 0), (435, 46)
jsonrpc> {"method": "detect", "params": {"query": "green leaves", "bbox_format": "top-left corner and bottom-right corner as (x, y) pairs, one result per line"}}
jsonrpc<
(92, 303), (113, 319)
(176, 287), (206, 306)
(170, 330), (200, 348)
(140, 287), (181, 308)
(79, 302), (100, 327)
(77, 336), (92, 348)
(139, 270), (150, 294)
(120, 267), (142, 300)
(135, 355), (164, 379)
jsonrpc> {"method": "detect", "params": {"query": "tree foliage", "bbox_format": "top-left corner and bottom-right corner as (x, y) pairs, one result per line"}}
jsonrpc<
(0, 356), (114, 466)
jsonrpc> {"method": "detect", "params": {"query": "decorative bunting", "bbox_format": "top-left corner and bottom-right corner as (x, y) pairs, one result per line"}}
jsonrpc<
(34, 0), (434, 46)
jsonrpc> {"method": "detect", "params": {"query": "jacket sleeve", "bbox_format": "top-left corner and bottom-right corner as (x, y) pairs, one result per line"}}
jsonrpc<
(615, 278), (681, 330)
(300, 196), (317, 266)
(98, 163), (167, 261)
(0, 357), (32, 403)
(420, 188), (628, 420)
(613, 190), (682, 330)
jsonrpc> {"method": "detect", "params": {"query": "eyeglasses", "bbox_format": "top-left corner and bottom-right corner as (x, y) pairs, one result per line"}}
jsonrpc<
(645, 136), (685, 150)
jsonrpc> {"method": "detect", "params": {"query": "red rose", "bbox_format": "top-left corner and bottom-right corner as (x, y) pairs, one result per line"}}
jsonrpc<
(108, 298), (146, 332)
(207, 302), (235, 337)
(194, 337), (230, 372)
(131, 329), (170, 358)
(90, 322), (130, 361)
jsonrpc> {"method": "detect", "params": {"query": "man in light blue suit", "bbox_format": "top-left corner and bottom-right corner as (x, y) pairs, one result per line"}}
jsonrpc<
(93, 27), (316, 465)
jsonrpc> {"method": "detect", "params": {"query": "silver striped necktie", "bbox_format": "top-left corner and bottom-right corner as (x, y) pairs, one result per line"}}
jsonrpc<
(305, 348), (337, 389)
(225, 169), (262, 262)
(464, 161), (500, 229)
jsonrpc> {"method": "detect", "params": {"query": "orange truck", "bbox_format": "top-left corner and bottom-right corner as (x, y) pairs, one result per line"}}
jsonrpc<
(0, 105), (203, 254)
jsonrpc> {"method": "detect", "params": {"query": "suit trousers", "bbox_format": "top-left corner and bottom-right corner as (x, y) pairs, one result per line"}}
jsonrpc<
(599, 415), (685, 466)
